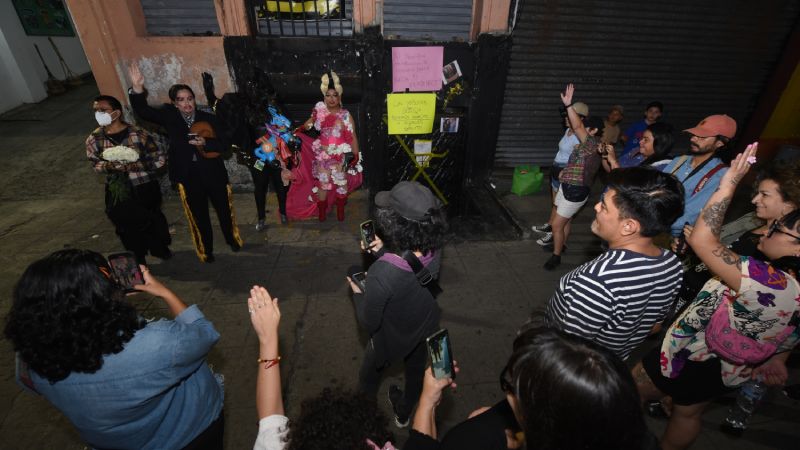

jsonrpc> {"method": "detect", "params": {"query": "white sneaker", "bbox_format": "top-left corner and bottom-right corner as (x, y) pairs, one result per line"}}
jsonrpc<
(536, 232), (553, 245)
(255, 220), (266, 232)
(532, 223), (552, 234)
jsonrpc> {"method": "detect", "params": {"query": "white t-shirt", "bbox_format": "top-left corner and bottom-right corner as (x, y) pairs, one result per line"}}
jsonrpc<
(254, 415), (289, 450)
(553, 129), (579, 166)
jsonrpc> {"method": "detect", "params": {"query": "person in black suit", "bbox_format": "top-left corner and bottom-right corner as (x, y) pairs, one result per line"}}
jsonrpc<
(128, 64), (242, 263)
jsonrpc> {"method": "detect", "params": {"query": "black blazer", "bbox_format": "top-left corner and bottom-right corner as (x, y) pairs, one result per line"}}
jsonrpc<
(129, 90), (229, 184)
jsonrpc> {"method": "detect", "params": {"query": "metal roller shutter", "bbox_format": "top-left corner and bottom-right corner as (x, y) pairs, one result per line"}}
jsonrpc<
(383, 0), (473, 41)
(494, 0), (800, 167)
(141, 0), (220, 36)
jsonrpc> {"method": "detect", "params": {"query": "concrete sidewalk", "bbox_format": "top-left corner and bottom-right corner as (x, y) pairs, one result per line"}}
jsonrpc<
(0, 83), (797, 449)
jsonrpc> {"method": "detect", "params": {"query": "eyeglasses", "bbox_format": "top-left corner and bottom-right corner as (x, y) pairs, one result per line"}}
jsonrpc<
(499, 365), (514, 394)
(767, 220), (800, 241)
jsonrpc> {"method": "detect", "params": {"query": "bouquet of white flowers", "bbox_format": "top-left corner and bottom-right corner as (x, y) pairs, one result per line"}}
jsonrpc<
(102, 145), (139, 163)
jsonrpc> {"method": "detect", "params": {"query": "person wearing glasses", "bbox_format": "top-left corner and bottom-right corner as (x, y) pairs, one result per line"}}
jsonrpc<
(672, 160), (800, 322)
(632, 144), (800, 450)
(405, 326), (651, 450)
(86, 95), (172, 265)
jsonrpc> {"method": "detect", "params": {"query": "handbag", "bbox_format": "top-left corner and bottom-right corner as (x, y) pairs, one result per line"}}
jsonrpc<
(705, 292), (797, 365)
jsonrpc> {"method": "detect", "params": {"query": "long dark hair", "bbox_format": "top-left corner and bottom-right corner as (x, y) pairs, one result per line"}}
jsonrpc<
(4, 249), (145, 382)
(504, 326), (646, 450)
(642, 122), (674, 166)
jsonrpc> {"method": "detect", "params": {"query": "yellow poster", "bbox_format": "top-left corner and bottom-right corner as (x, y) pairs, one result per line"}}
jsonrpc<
(387, 93), (436, 135)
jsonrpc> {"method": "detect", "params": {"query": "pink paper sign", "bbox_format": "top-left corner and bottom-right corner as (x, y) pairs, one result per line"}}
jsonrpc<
(392, 46), (444, 92)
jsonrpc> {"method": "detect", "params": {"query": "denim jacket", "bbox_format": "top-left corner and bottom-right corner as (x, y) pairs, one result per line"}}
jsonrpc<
(30, 305), (223, 450)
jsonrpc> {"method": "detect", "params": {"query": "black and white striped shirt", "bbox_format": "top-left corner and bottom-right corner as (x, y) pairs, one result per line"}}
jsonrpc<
(546, 249), (683, 360)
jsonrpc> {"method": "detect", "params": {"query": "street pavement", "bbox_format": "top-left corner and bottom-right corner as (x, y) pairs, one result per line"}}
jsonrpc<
(0, 82), (797, 449)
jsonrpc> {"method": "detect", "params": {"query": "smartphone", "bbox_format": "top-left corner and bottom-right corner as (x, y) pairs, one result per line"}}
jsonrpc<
(426, 329), (455, 380)
(360, 220), (376, 247)
(351, 271), (367, 291)
(107, 252), (144, 292)
(187, 132), (199, 140)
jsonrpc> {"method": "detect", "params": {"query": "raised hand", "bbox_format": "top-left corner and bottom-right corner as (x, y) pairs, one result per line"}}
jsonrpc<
(560, 83), (575, 106)
(128, 64), (145, 93)
(248, 286), (281, 345)
(721, 142), (758, 188)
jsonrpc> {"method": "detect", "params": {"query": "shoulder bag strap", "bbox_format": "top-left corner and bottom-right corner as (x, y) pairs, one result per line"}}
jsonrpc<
(401, 250), (442, 297)
(692, 163), (726, 195)
(669, 155), (689, 176)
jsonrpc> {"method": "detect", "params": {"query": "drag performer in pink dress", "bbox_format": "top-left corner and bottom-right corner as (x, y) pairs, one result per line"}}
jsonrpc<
(298, 71), (362, 221)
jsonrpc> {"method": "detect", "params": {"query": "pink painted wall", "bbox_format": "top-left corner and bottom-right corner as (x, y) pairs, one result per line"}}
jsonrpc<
(65, 0), (236, 105)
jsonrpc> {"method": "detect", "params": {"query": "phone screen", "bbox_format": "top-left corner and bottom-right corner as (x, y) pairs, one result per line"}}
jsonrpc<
(427, 329), (455, 379)
(352, 271), (367, 291)
(107, 252), (144, 292)
(187, 133), (199, 140)
(360, 220), (375, 246)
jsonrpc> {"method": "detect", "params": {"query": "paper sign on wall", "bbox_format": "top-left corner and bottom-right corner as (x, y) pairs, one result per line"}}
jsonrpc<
(392, 46), (444, 92)
(387, 93), (437, 135)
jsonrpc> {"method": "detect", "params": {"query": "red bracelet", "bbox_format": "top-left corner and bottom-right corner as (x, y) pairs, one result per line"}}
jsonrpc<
(257, 356), (281, 370)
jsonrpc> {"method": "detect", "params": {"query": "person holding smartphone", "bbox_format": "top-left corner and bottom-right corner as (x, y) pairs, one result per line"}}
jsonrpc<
(347, 181), (448, 428)
(128, 64), (242, 263)
(4, 249), (224, 449)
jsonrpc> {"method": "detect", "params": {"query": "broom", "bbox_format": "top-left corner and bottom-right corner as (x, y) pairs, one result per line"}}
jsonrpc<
(48, 37), (83, 87)
(34, 43), (65, 95)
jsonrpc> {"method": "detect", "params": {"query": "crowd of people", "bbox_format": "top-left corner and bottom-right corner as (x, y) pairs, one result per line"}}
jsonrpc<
(3, 75), (800, 450)
(86, 66), (364, 264)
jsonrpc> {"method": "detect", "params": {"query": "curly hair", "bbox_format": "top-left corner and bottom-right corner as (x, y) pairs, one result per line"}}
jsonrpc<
(505, 326), (646, 450)
(755, 160), (800, 208)
(4, 249), (145, 383)
(286, 388), (394, 450)
(374, 206), (448, 254)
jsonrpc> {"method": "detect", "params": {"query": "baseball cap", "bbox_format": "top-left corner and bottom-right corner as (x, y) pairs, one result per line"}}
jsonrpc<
(375, 181), (442, 221)
(571, 102), (589, 117)
(684, 114), (737, 139)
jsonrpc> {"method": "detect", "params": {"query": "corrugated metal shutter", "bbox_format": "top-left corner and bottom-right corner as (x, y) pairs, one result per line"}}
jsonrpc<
(383, 0), (473, 41)
(494, 0), (800, 167)
(141, 0), (220, 36)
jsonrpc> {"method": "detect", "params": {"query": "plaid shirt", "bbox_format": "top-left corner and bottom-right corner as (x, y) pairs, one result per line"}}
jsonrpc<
(86, 125), (165, 186)
(558, 135), (602, 187)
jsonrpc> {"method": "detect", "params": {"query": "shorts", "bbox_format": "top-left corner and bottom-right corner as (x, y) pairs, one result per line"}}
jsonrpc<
(550, 165), (565, 190)
(641, 345), (735, 406)
(554, 184), (590, 218)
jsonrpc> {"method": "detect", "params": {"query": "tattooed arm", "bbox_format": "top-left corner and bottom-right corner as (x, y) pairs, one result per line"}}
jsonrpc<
(686, 144), (758, 291)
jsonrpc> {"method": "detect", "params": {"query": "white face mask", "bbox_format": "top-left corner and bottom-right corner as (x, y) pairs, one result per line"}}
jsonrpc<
(95, 111), (113, 126)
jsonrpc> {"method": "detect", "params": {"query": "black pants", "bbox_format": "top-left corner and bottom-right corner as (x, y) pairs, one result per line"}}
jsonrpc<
(249, 164), (287, 219)
(179, 165), (241, 260)
(359, 339), (428, 420)
(105, 179), (171, 264)
(180, 410), (224, 450)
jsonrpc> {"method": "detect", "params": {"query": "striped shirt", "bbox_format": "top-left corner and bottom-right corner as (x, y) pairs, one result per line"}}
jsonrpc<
(546, 249), (682, 360)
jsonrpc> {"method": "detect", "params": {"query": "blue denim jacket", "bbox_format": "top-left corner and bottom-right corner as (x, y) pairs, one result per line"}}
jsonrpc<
(30, 305), (223, 450)
(662, 155), (728, 236)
